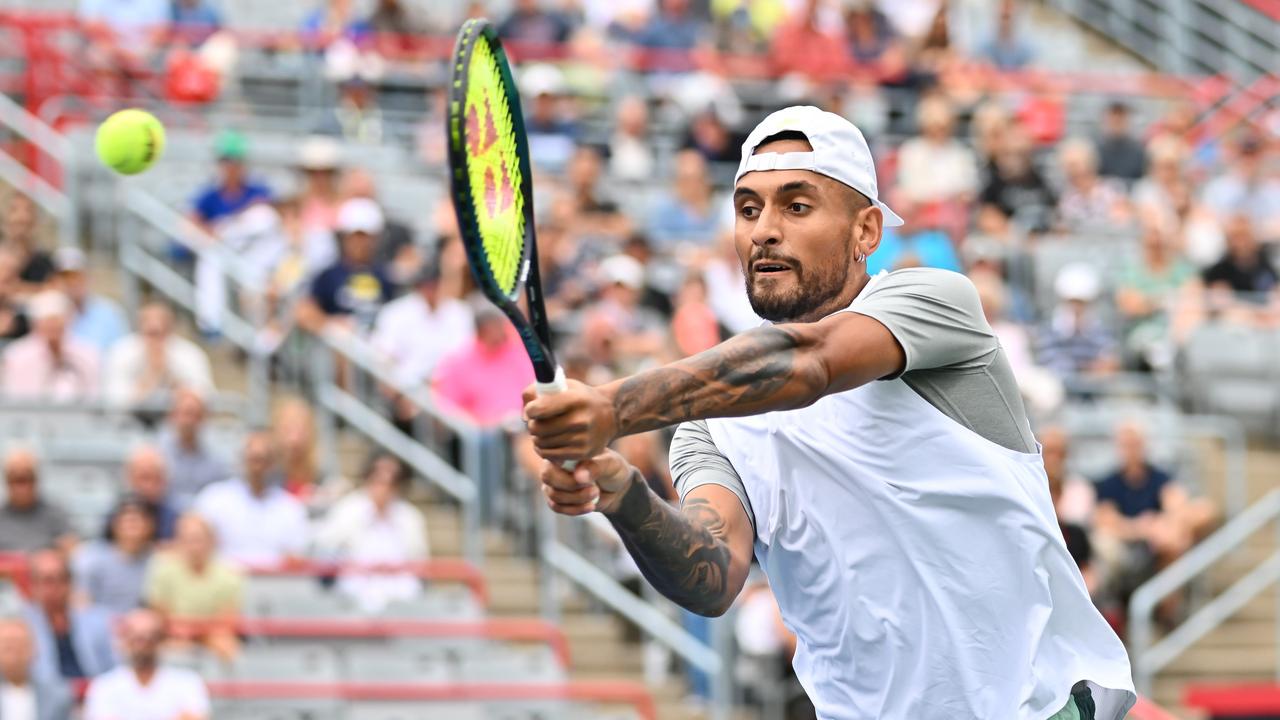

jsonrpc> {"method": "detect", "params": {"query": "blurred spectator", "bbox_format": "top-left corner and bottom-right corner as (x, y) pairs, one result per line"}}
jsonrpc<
(22, 549), (117, 681)
(585, 256), (668, 366)
(367, 0), (426, 34)
(1201, 134), (1280, 239)
(1094, 423), (1216, 575)
(970, 100), (1010, 168)
(0, 450), (75, 554)
(83, 608), (210, 720)
(970, 269), (1062, 416)
(1116, 211), (1196, 369)
(1055, 138), (1129, 232)
(979, 125), (1055, 232)
(196, 201), (288, 335)
(1, 290), (100, 402)
(296, 199), (396, 335)
(193, 432), (309, 566)
(1169, 178), (1227, 269)
(498, 0), (573, 44)
(432, 308), (535, 426)
(104, 302), (214, 408)
(0, 248), (30, 342)
(274, 398), (350, 515)
(315, 453), (428, 613)
(51, 247), (127, 355)
(522, 65), (579, 172)
(191, 131), (272, 234)
(895, 96), (979, 207)
(648, 149), (726, 250)
(672, 274), (721, 356)
(78, 0), (169, 55)
(843, 0), (897, 66)
(701, 231), (758, 334)
(157, 388), (230, 510)
(1132, 135), (1187, 220)
(170, 0), (222, 44)
(322, 70), (384, 145)
(296, 136), (345, 236)
(867, 226), (961, 274)
(124, 446), (179, 541)
(340, 169), (418, 284)
(0, 617), (73, 720)
(1095, 102), (1147, 184)
(301, 0), (370, 46)
(74, 498), (157, 615)
(1035, 263), (1119, 377)
(1, 195), (53, 292)
(634, 0), (704, 60)
(609, 96), (656, 182)
(144, 513), (242, 662)
(977, 0), (1032, 70)
(563, 145), (629, 242)
(1201, 214), (1278, 297)
(1039, 426), (1095, 527)
(371, 263), (474, 389)
(682, 106), (739, 165)
(770, 0), (847, 81)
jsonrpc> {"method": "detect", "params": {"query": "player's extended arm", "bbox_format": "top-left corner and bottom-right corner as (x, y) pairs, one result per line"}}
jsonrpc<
(540, 452), (754, 617)
(525, 311), (904, 463)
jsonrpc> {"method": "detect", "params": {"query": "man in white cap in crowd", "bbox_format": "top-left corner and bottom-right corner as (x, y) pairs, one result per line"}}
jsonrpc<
(296, 197), (396, 335)
(522, 106), (1136, 719)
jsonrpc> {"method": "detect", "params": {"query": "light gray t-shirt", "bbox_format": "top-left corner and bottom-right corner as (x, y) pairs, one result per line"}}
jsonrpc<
(671, 268), (1035, 529)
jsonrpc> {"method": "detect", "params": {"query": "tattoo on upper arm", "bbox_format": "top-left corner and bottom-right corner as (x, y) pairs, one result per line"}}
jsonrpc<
(612, 325), (824, 436)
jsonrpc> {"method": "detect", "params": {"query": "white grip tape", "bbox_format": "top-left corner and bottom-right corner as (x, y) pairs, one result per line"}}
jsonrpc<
(534, 366), (577, 471)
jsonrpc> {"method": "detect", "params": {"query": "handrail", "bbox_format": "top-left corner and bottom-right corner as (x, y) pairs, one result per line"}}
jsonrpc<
(0, 147), (76, 248)
(1129, 488), (1280, 694)
(0, 90), (78, 247)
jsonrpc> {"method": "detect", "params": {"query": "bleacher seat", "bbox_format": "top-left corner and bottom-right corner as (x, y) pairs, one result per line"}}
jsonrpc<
(209, 700), (341, 720)
(243, 577), (358, 619)
(1181, 324), (1280, 435)
(341, 645), (453, 683)
(212, 644), (342, 683)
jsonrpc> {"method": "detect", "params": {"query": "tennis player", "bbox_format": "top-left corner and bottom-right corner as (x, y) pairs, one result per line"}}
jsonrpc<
(523, 106), (1135, 719)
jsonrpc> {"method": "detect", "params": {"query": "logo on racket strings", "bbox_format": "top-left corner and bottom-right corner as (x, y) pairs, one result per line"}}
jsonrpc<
(467, 96), (516, 222)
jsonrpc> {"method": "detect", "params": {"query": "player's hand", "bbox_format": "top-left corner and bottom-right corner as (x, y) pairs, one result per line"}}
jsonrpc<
(539, 450), (633, 516)
(523, 380), (618, 465)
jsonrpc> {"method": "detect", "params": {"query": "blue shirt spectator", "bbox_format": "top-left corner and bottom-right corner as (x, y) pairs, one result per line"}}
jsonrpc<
(171, 0), (222, 43)
(636, 0), (702, 50)
(978, 1), (1033, 70)
(498, 0), (573, 45)
(867, 228), (962, 275)
(1095, 463), (1172, 519)
(647, 149), (724, 250)
(53, 248), (129, 354)
(192, 131), (273, 228)
(22, 550), (118, 681)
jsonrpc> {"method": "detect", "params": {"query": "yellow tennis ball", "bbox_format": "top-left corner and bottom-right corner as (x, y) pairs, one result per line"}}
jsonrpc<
(95, 109), (166, 176)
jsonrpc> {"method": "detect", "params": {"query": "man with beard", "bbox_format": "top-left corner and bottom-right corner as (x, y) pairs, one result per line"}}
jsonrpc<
(522, 107), (1135, 720)
(83, 608), (209, 720)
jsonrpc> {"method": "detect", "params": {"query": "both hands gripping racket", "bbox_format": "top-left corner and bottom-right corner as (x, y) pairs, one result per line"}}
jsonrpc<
(446, 19), (575, 466)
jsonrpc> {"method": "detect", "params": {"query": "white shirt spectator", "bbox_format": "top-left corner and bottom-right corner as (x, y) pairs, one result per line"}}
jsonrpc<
(0, 684), (35, 720)
(895, 137), (979, 205)
(315, 490), (428, 613)
(370, 289), (474, 387)
(104, 303), (215, 407)
(193, 479), (308, 566)
(84, 666), (209, 720)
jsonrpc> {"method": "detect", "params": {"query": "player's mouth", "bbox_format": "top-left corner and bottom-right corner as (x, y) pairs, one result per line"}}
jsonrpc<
(752, 260), (793, 275)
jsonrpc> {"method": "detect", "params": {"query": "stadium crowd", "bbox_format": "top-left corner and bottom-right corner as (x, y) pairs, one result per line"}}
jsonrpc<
(0, 0), (1276, 717)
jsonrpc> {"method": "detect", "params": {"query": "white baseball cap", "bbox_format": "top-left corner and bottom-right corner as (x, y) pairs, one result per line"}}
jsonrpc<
(734, 105), (904, 227)
(336, 198), (385, 235)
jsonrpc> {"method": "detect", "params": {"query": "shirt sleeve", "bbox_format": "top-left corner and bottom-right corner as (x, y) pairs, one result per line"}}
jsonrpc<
(845, 268), (999, 377)
(669, 420), (755, 534)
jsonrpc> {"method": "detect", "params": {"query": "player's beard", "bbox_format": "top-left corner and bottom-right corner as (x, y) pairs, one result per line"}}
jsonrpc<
(745, 240), (853, 323)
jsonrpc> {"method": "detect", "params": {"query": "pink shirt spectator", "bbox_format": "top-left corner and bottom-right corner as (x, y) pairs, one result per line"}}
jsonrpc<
(431, 324), (534, 426)
(1, 334), (100, 401)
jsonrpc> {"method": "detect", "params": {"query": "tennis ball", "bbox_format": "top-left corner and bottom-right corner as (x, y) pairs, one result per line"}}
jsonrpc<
(95, 109), (166, 176)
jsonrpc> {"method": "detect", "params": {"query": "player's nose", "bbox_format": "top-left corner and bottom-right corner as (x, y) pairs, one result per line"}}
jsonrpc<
(750, 204), (783, 248)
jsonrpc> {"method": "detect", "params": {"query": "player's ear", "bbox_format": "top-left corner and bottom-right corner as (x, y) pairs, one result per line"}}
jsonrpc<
(854, 204), (884, 261)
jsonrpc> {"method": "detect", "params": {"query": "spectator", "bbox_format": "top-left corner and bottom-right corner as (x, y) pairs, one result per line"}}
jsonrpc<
(51, 247), (127, 355)
(584, 255), (668, 366)
(1095, 101), (1147, 184)
(157, 388), (230, 509)
(1040, 427), (1097, 595)
(370, 263), (474, 389)
(124, 446), (180, 541)
(1035, 263), (1119, 377)
(367, 0), (425, 34)
(300, 0), (370, 46)
(843, 0), (897, 67)
(83, 608), (210, 720)
(682, 106), (739, 165)
(340, 169), (418, 284)
(1, 195), (53, 293)
(1201, 214), (1278, 298)
(21, 550), (117, 681)
(1201, 134), (1280, 239)
(296, 136), (345, 237)
(894, 95), (979, 207)
(0, 450), (75, 554)
(0, 291), (99, 402)
(0, 247), (29, 342)
(634, 0), (703, 64)
(770, 0), (847, 82)
(0, 617), (74, 720)
(1055, 138), (1129, 232)
(521, 64), (578, 173)
(315, 453), (428, 613)
(144, 513), (242, 662)
(78, 0), (169, 48)
(432, 308), (535, 426)
(1116, 211), (1196, 369)
(563, 145), (629, 242)
(104, 302), (214, 408)
(648, 149), (726, 250)
(295, 198), (396, 335)
(977, 0), (1032, 70)
(193, 432), (309, 566)
(498, 0), (572, 45)
(73, 498), (157, 615)
(867, 226), (962, 274)
(671, 274), (720, 356)
(274, 398), (350, 514)
(1094, 423), (1216, 574)
(979, 125), (1056, 232)
(608, 96), (655, 182)
(191, 131), (272, 235)
(170, 0), (222, 44)
(970, 269), (1062, 416)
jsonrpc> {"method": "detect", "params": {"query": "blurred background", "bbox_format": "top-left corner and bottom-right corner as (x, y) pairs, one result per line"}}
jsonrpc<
(0, 0), (1276, 718)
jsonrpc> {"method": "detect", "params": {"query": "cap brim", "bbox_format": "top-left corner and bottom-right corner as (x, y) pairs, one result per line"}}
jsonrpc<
(876, 200), (905, 227)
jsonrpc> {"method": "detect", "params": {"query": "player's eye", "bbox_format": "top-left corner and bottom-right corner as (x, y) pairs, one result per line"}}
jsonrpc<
(788, 202), (810, 214)
(739, 205), (760, 219)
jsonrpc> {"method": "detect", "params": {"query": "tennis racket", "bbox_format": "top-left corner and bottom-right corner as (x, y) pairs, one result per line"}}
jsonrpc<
(446, 19), (572, 454)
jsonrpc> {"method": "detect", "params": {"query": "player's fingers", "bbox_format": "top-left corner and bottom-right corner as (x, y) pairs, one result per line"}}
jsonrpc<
(541, 461), (589, 491)
(524, 395), (576, 421)
(542, 483), (599, 507)
(546, 498), (595, 517)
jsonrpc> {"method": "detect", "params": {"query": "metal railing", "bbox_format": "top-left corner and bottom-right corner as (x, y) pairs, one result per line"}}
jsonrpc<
(0, 90), (78, 248)
(1129, 488), (1280, 695)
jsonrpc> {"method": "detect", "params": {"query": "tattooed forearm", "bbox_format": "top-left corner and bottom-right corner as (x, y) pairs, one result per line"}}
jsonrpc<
(608, 325), (828, 437)
(606, 471), (735, 617)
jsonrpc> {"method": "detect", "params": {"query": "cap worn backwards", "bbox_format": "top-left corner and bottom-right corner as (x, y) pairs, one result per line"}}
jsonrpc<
(734, 105), (904, 227)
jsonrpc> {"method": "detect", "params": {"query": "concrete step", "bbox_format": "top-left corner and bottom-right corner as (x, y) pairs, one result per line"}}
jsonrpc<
(1165, 645), (1276, 676)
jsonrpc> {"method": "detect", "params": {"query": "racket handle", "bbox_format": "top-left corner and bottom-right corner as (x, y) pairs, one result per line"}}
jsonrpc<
(534, 366), (578, 471)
